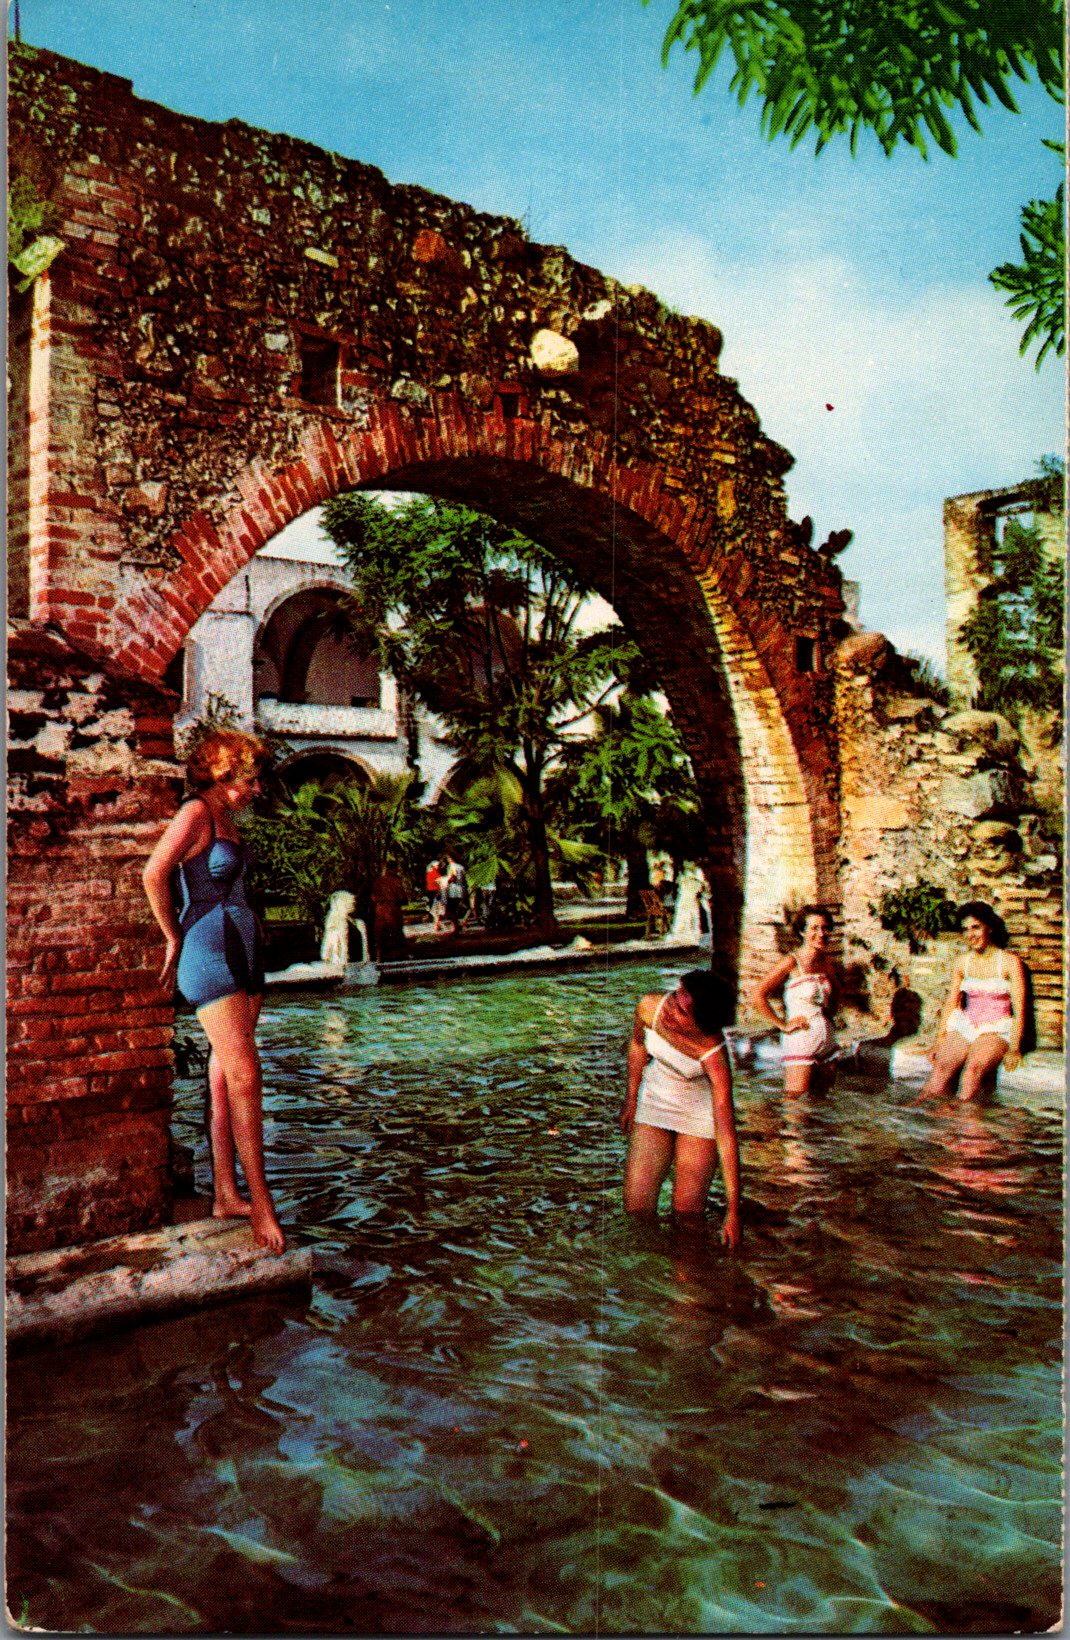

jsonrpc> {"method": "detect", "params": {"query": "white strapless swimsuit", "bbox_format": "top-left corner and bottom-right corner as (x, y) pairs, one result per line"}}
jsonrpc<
(781, 967), (835, 1066)
(634, 995), (726, 1139)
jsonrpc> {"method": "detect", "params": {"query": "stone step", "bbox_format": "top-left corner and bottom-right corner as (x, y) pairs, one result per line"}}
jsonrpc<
(890, 1046), (1065, 1095)
(7, 1216), (312, 1350)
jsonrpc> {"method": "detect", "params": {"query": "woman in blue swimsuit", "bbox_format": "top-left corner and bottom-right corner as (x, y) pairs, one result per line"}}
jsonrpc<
(143, 729), (285, 1254)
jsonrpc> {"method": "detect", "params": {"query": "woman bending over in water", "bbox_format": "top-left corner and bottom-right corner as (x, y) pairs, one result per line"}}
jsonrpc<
(143, 729), (286, 1253)
(916, 900), (1024, 1103)
(750, 906), (838, 1095)
(620, 970), (741, 1248)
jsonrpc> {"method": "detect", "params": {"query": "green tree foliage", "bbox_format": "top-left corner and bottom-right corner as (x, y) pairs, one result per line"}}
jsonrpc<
(321, 493), (638, 933)
(653, 0), (1065, 361)
(438, 767), (602, 928)
(243, 773), (427, 933)
(989, 157), (1066, 366)
(549, 692), (704, 914)
(958, 464), (1065, 721)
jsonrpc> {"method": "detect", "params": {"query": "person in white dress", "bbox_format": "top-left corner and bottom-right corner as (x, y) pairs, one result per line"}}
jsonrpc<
(620, 970), (741, 1246)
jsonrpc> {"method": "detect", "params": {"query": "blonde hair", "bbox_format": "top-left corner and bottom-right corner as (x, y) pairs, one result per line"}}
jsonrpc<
(186, 729), (270, 791)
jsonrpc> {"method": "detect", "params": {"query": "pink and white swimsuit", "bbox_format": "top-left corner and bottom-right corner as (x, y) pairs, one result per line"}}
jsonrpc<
(948, 950), (1014, 1045)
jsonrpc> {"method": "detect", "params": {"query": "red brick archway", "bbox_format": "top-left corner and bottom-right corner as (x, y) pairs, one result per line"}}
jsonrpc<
(8, 43), (845, 1251)
(107, 403), (837, 969)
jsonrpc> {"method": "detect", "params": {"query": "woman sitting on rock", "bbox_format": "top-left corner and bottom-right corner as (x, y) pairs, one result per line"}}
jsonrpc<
(916, 900), (1025, 1103)
(142, 729), (286, 1253)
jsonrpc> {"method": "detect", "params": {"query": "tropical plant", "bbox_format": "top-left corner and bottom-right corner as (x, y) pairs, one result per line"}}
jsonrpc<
(437, 767), (602, 927)
(7, 169), (65, 292)
(321, 493), (640, 933)
(871, 881), (959, 953)
(651, 0), (1065, 364)
(550, 691), (704, 913)
(989, 158), (1065, 367)
(243, 772), (427, 932)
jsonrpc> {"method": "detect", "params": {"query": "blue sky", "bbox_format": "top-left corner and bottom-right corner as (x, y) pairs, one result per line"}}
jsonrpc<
(17, 0), (1065, 664)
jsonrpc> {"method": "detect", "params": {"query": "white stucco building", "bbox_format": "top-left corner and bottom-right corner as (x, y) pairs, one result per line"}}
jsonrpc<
(175, 528), (458, 800)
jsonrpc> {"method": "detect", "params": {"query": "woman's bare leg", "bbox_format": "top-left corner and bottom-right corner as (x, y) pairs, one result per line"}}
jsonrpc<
(669, 1134), (720, 1219)
(916, 1032), (970, 1103)
(204, 992), (263, 1218)
(958, 1033), (1008, 1101)
(197, 991), (285, 1253)
(623, 1123), (675, 1215)
(784, 1061), (812, 1097)
(206, 1047), (250, 1218)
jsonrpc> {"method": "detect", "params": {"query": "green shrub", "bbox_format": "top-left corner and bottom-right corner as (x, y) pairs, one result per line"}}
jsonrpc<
(870, 881), (959, 953)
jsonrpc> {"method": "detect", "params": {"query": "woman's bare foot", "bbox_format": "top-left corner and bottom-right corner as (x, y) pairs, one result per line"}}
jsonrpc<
(213, 1191), (253, 1219)
(250, 1200), (287, 1254)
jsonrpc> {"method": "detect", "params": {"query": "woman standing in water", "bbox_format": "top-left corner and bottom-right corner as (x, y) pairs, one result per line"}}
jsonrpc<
(750, 906), (838, 1095)
(916, 900), (1025, 1102)
(620, 970), (741, 1248)
(142, 729), (286, 1253)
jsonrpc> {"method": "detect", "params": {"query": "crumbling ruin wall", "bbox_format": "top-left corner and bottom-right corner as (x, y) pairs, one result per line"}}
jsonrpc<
(7, 628), (182, 1250)
(6, 43), (856, 1251)
(834, 633), (1063, 1048)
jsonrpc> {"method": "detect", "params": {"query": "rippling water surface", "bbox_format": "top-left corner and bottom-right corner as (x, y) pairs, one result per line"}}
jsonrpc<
(7, 961), (1063, 1634)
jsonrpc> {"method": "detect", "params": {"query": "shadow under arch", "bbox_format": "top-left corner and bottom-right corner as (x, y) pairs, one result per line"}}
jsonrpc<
(275, 748), (374, 791)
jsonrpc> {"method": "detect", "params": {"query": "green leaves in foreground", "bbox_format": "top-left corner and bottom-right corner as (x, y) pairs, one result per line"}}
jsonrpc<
(990, 167), (1066, 367)
(652, 0), (1066, 364)
(655, 0), (1064, 159)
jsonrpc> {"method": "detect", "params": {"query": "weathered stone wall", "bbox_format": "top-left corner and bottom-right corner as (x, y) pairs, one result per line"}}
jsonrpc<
(7, 627), (181, 1251)
(833, 634), (1063, 1048)
(944, 483), (1065, 829)
(6, 286), (33, 619)
(8, 41), (848, 987)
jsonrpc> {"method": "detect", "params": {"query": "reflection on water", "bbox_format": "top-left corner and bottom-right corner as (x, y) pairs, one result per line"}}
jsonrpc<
(7, 962), (1063, 1634)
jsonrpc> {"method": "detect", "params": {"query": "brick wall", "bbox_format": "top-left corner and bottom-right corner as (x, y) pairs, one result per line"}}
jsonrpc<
(8, 40), (849, 988)
(7, 626), (182, 1251)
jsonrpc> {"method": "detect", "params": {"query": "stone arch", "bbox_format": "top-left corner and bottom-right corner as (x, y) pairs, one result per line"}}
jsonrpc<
(253, 581), (381, 709)
(7, 44), (851, 1252)
(100, 405), (836, 974)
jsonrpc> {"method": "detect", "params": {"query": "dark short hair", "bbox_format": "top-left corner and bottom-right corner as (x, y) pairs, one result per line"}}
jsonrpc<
(958, 900), (1009, 949)
(793, 904), (834, 939)
(680, 970), (735, 1035)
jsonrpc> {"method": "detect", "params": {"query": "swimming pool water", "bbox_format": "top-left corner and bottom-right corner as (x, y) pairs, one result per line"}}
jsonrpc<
(7, 961), (1063, 1633)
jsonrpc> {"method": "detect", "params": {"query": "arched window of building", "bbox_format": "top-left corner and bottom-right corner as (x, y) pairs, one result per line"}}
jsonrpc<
(254, 589), (381, 707)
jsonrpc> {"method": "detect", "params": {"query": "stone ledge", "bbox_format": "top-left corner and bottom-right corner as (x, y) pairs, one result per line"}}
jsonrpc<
(889, 1046), (1065, 1095)
(6, 1216), (312, 1350)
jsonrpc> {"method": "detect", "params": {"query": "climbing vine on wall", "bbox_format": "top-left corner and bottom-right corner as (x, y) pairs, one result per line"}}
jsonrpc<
(959, 458), (1065, 724)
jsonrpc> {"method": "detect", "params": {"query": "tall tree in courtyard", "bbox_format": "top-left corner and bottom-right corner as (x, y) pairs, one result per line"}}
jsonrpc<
(549, 690), (705, 915)
(320, 494), (639, 934)
(651, 0), (1065, 365)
